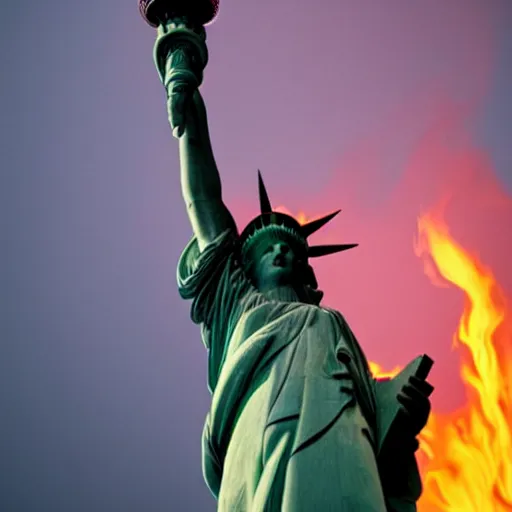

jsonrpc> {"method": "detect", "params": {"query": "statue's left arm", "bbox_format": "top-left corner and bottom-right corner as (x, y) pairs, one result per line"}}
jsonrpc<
(336, 313), (427, 511)
(374, 369), (433, 511)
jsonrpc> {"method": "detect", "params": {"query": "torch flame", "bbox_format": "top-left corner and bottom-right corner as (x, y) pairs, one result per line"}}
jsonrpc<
(414, 212), (512, 511)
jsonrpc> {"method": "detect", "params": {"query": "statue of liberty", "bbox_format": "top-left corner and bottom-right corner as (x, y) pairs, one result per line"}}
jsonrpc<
(140, 2), (435, 510)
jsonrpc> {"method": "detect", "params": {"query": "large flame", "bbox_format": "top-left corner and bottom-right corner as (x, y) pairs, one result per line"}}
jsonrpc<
(413, 212), (512, 511)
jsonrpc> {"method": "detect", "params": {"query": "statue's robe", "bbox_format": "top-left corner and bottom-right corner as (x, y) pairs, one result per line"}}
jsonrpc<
(178, 229), (422, 511)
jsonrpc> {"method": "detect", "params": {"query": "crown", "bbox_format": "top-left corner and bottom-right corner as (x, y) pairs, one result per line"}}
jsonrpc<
(239, 171), (358, 265)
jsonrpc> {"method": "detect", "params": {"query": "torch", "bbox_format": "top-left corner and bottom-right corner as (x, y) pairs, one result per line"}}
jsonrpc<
(139, 0), (220, 137)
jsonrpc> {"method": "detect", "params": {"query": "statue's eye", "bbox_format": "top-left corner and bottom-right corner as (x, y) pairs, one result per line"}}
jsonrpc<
(264, 246), (273, 254)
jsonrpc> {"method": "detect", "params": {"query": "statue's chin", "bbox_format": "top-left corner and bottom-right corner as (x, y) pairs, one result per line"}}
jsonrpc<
(257, 277), (292, 293)
(267, 273), (295, 288)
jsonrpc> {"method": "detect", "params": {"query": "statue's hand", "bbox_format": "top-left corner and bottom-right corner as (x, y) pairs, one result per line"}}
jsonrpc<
(167, 79), (195, 138)
(396, 375), (434, 437)
(164, 41), (200, 138)
(154, 19), (207, 138)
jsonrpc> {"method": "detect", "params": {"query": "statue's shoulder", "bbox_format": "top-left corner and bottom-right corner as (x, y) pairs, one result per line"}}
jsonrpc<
(320, 306), (345, 322)
(177, 228), (241, 300)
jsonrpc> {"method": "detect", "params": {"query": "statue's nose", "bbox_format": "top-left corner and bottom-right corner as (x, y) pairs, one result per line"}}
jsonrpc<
(276, 243), (290, 255)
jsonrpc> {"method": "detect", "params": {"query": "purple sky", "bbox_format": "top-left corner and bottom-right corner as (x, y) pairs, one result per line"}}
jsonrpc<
(3, 1), (512, 511)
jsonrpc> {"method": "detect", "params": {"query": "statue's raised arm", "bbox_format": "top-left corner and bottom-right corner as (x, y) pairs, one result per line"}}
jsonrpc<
(152, 15), (236, 252)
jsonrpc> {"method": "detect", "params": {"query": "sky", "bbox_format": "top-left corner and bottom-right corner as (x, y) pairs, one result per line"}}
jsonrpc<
(2, 1), (511, 511)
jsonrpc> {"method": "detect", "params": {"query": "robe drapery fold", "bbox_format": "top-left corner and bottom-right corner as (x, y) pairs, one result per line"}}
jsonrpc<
(177, 229), (421, 511)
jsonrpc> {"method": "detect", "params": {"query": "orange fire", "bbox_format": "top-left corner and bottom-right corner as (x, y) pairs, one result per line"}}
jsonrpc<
(369, 212), (512, 510)
(368, 361), (402, 380)
(413, 212), (512, 511)
(274, 205), (310, 226)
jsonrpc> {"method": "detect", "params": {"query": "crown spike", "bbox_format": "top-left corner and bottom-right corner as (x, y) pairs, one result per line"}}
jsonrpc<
(258, 170), (272, 214)
(300, 209), (341, 238)
(308, 244), (358, 258)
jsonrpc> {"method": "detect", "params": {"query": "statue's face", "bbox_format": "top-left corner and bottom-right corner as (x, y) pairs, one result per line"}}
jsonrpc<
(252, 241), (298, 290)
